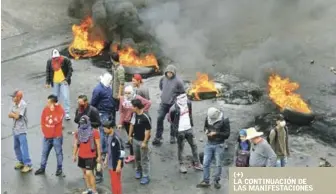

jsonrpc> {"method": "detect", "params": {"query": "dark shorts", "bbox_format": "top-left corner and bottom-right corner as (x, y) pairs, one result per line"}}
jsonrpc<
(78, 157), (96, 170)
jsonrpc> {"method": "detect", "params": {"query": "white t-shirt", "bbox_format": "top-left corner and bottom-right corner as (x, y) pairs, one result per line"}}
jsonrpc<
(178, 106), (191, 132)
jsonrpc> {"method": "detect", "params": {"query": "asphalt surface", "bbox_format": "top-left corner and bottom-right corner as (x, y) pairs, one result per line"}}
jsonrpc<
(2, 1), (336, 194)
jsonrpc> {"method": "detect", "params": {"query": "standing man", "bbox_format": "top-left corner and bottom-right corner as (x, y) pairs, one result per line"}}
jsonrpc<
(197, 107), (230, 189)
(268, 114), (290, 167)
(8, 90), (32, 173)
(152, 64), (185, 146)
(128, 99), (152, 185)
(91, 72), (115, 158)
(132, 74), (150, 100)
(111, 52), (125, 121)
(168, 93), (203, 173)
(246, 127), (277, 167)
(45, 49), (73, 120)
(35, 95), (65, 176)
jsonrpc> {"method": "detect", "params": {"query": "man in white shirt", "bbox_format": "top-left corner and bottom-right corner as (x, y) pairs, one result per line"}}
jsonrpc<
(168, 93), (203, 173)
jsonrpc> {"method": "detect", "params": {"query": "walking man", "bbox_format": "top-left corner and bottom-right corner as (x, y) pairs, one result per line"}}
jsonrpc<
(132, 74), (150, 100)
(45, 49), (73, 120)
(128, 99), (152, 185)
(168, 93), (203, 173)
(197, 107), (230, 189)
(268, 114), (290, 167)
(91, 73), (115, 158)
(111, 52), (125, 121)
(9, 90), (32, 173)
(246, 127), (277, 167)
(152, 64), (185, 146)
(35, 95), (65, 176)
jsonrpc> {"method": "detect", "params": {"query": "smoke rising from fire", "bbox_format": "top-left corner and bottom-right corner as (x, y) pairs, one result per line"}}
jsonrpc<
(139, 0), (336, 86)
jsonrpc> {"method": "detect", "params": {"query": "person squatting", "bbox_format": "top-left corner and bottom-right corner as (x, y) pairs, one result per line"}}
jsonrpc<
(10, 50), (287, 194)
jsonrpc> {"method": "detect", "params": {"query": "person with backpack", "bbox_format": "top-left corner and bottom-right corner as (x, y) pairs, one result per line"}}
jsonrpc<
(197, 107), (230, 190)
(268, 114), (290, 167)
(235, 129), (251, 167)
(103, 121), (125, 194)
(168, 93), (203, 173)
(118, 85), (151, 164)
(73, 115), (101, 194)
(74, 94), (103, 183)
(35, 94), (64, 176)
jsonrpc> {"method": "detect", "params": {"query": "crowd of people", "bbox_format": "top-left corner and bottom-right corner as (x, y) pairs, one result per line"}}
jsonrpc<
(8, 49), (290, 194)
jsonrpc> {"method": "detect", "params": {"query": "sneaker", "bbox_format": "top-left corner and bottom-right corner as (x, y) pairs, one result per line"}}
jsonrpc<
(179, 164), (187, 173)
(82, 189), (92, 194)
(55, 169), (63, 176)
(21, 166), (32, 173)
(196, 181), (210, 188)
(135, 171), (142, 179)
(125, 155), (135, 163)
(214, 181), (221, 189)
(193, 163), (203, 171)
(65, 114), (71, 121)
(140, 176), (150, 185)
(34, 168), (45, 175)
(170, 136), (176, 144)
(14, 162), (24, 170)
(152, 138), (162, 146)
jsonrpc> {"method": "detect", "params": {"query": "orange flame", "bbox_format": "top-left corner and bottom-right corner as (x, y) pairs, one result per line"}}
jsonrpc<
(268, 73), (311, 113)
(111, 43), (159, 70)
(69, 16), (104, 59)
(188, 73), (219, 100)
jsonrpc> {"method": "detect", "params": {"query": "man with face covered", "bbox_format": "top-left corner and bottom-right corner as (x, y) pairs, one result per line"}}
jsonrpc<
(35, 95), (65, 176)
(45, 49), (73, 120)
(268, 114), (290, 167)
(119, 85), (151, 163)
(152, 64), (185, 146)
(168, 93), (203, 173)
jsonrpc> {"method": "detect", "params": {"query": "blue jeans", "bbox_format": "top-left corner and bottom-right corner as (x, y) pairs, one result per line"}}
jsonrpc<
(52, 82), (70, 115)
(14, 133), (32, 166)
(276, 157), (288, 167)
(40, 137), (63, 170)
(155, 103), (174, 139)
(203, 143), (224, 183)
(99, 112), (111, 154)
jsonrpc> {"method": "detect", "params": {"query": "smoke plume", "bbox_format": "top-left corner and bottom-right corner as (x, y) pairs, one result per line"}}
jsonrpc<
(139, 0), (336, 86)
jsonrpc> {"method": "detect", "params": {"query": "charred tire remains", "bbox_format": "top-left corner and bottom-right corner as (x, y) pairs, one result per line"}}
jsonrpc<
(183, 80), (230, 101)
(282, 107), (315, 126)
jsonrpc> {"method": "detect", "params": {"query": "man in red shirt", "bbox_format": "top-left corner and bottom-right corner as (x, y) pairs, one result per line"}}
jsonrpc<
(35, 94), (65, 176)
(73, 115), (101, 194)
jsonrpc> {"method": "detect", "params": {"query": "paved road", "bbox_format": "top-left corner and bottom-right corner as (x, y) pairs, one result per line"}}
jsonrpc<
(2, 1), (336, 194)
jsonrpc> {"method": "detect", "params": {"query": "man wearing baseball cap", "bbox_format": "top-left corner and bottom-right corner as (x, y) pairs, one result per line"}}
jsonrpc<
(8, 90), (32, 173)
(45, 49), (73, 120)
(132, 74), (150, 100)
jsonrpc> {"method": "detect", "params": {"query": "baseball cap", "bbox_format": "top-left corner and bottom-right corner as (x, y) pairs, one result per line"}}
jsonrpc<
(10, 90), (23, 98)
(52, 49), (60, 58)
(133, 74), (142, 81)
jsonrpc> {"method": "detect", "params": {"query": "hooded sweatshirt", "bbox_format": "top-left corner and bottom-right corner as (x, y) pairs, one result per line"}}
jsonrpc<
(91, 73), (115, 113)
(168, 93), (193, 132)
(204, 107), (230, 144)
(119, 86), (151, 125)
(159, 65), (185, 105)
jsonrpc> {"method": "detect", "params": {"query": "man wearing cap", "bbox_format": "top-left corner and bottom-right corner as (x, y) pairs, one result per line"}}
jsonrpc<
(35, 94), (65, 176)
(8, 90), (32, 173)
(197, 107), (230, 189)
(132, 74), (150, 100)
(45, 49), (73, 120)
(110, 52), (125, 121)
(246, 127), (277, 167)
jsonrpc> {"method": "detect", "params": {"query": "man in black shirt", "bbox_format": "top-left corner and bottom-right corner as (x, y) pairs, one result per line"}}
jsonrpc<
(128, 99), (151, 185)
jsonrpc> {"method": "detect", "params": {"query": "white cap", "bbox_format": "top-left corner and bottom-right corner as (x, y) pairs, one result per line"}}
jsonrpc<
(52, 49), (60, 58)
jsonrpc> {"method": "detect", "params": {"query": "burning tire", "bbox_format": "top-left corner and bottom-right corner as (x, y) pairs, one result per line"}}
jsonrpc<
(183, 80), (229, 101)
(282, 107), (315, 126)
